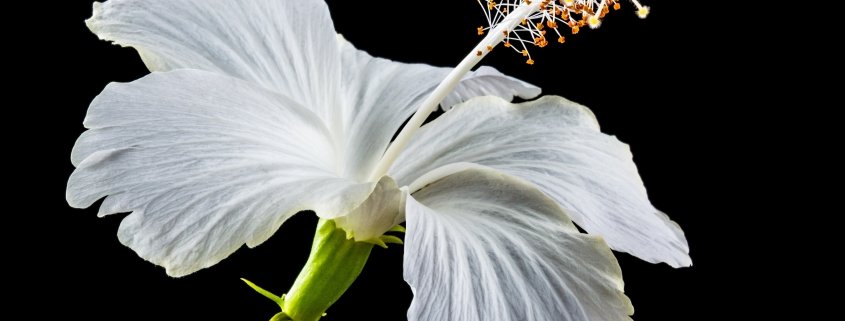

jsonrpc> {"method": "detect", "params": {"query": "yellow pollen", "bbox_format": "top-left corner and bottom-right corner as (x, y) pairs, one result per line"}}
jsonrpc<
(588, 15), (601, 28)
(637, 6), (650, 19)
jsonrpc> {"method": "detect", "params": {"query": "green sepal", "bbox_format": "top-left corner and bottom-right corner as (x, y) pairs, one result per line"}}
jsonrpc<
(387, 224), (406, 233)
(269, 312), (293, 321)
(241, 278), (284, 309)
(380, 234), (404, 246)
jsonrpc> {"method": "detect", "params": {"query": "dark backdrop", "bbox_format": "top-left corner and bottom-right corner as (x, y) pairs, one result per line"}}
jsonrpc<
(21, 0), (746, 320)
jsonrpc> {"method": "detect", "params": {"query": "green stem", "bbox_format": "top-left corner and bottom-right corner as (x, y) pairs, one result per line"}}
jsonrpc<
(282, 219), (374, 321)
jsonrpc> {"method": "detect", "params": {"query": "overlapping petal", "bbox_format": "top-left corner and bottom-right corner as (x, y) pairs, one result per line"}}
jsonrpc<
(404, 164), (633, 321)
(77, 0), (546, 276)
(441, 66), (541, 111)
(391, 96), (691, 267)
(333, 176), (406, 242)
(67, 70), (375, 276)
(337, 39), (540, 180)
(87, 0), (542, 181)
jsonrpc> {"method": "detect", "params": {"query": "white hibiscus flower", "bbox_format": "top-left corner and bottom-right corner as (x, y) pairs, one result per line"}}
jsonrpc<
(68, 0), (689, 320)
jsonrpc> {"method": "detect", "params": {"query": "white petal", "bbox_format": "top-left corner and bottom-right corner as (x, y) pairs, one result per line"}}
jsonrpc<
(333, 176), (406, 242)
(391, 96), (691, 267)
(336, 38), (540, 180)
(405, 164), (633, 321)
(67, 70), (374, 277)
(441, 66), (541, 111)
(86, 0), (342, 124)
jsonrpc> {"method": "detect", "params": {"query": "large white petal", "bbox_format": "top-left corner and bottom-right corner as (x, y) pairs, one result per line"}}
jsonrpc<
(86, 0), (341, 124)
(405, 164), (633, 321)
(67, 70), (374, 277)
(337, 38), (540, 180)
(391, 96), (691, 267)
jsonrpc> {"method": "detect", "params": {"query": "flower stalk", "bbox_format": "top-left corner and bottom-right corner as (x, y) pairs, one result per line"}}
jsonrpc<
(281, 219), (374, 321)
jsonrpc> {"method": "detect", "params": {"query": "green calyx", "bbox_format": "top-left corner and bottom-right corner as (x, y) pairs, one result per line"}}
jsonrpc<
(243, 219), (404, 321)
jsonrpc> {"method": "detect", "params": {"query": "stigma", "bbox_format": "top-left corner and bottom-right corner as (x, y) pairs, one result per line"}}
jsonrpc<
(476, 0), (650, 64)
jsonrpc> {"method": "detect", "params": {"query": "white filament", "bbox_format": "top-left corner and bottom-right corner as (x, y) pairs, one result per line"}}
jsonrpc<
(367, 2), (542, 181)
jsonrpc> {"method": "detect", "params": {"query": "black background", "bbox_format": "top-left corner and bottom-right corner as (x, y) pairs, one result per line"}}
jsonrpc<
(17, 0), (756, 320)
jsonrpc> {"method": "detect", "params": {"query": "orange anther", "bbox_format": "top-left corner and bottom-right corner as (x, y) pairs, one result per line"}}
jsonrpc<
(526, 58), (535, 65)
(477, 26), (485, 36)
(558, 36), (566, 43)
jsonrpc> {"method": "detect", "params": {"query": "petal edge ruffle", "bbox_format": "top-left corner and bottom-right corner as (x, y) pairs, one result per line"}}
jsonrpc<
(392, 96), (691, 267)
(68, 70), (373, 276)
